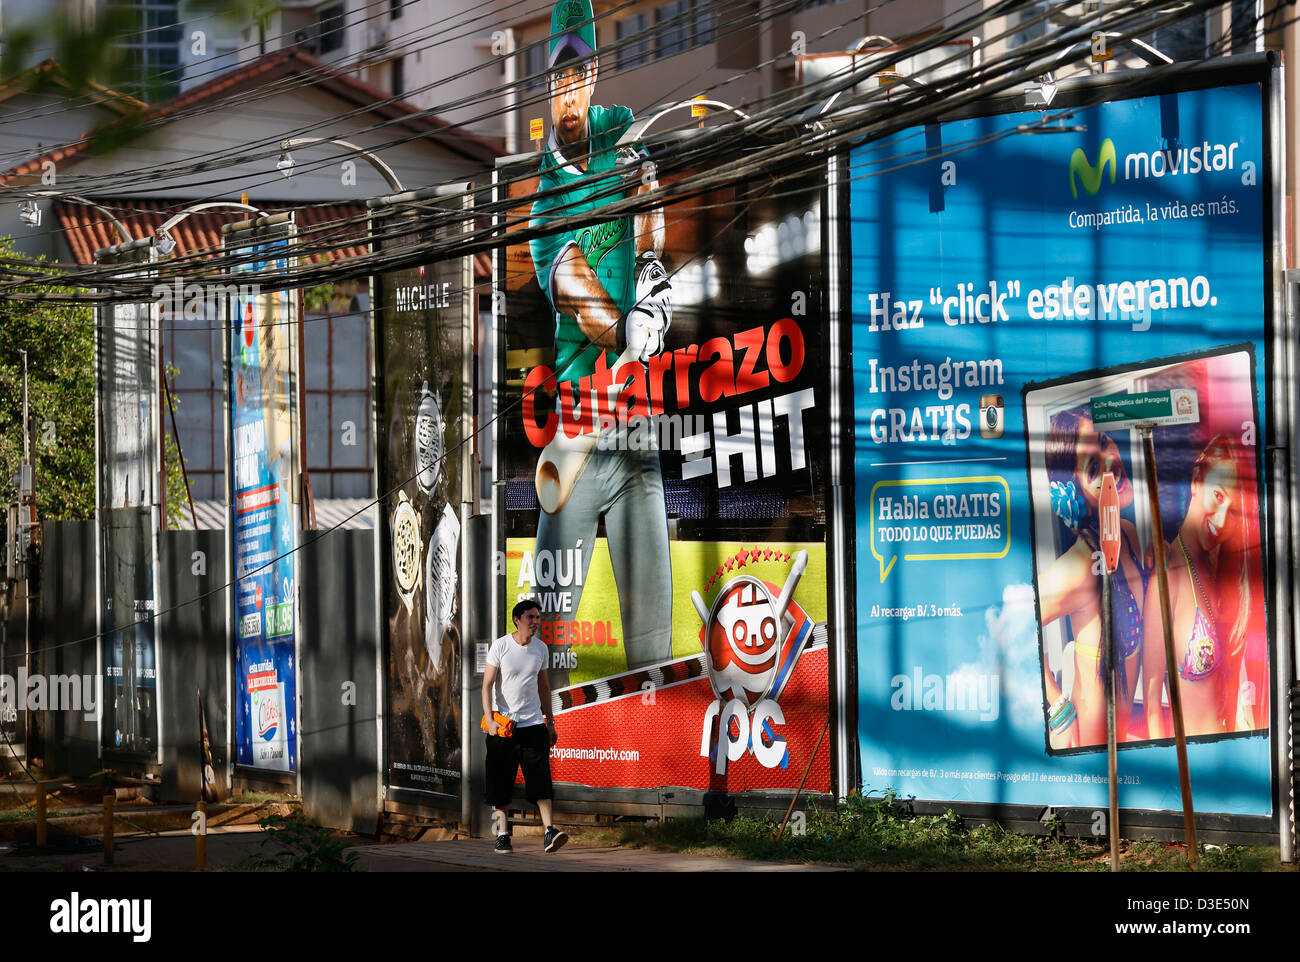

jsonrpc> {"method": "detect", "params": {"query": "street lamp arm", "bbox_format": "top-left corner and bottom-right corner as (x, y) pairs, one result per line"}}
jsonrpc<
(23, 190), (134, 242)
(279, 137), (404, 192)
(157, 201), (266, 235)
(614, 100), (751, 149)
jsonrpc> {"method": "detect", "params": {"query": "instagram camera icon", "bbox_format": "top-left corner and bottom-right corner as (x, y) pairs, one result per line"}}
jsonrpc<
(979, 394), (1004, 439)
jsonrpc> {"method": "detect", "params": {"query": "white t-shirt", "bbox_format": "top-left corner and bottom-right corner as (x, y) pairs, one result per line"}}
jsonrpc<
(486, 633), (548, 728)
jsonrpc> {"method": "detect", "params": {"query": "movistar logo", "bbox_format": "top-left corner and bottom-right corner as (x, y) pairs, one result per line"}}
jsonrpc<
(1069, 139), (1117, 198)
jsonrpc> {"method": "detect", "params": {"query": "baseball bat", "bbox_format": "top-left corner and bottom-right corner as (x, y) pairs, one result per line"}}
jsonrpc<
(535, 344), (642, 514)
(773, 550), (809, 639)
(691, 589), (710, 624)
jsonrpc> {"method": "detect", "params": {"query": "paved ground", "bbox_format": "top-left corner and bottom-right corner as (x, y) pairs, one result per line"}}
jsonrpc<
(0, 826), (840, 872)
(351, 836), (842, 872)
(0, 824), (268, 872)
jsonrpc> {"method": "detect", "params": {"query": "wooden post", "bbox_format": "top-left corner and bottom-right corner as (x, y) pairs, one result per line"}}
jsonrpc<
(103, 794), (115, 866)
(1140, 426), (1198, 867)
(775, 715), (830, 841)
(196, 800), (207, 872)
(1102, 570), (1119, 871)
(35, 780), (46, 847)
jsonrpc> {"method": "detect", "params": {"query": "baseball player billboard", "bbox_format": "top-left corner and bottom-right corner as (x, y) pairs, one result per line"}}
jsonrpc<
(495, 0), (831, 794)
(374, 200), (473, 798)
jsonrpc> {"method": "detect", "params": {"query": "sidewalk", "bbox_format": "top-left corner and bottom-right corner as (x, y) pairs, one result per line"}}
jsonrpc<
(0, 824), (268, 872)
(351, 836), (844, 872)
(0, 827), (842, 872)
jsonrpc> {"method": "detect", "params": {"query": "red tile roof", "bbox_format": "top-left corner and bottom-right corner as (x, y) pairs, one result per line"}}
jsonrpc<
(5, 48), (502, 183)
(55, 197), (491, 280)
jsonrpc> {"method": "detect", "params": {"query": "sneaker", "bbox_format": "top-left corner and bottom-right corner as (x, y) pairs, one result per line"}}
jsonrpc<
(543, 826), (568, 853)
(494, 834), (512, 854)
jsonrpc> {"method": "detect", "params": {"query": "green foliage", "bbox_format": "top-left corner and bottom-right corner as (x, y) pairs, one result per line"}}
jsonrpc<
(161, 365), (192, 529)
(247, 811), (359, 872)
(303, 283), (342, 312)
(1198, 844), (1276, 872)
(615, 792), (1290, 872)
(2, 0), (264, 104)
(0, 237), (95, 520)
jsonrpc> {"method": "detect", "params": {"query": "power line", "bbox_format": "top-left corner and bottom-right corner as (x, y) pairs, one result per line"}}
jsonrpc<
(0, 0), (1263, 299)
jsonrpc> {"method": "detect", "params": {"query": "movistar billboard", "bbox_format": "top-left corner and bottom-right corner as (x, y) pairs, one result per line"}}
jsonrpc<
(850, 73), (1276, 820)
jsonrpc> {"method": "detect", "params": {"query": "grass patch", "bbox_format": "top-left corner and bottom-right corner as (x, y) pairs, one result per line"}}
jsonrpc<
(0, 804), (82, 824)
(612, 793), (1291, 872)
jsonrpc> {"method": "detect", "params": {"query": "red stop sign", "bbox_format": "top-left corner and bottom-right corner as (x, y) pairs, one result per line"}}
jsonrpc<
(1099, 472), (1120, 574)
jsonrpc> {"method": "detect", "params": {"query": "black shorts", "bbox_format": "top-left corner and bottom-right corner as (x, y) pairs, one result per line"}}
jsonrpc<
(484, 724), (553, 808)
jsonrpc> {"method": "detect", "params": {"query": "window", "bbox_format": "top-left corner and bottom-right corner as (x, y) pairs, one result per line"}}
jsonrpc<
(616, 13), (650, 70)
(656, 2), (688, 58)
(522, 41), (547, 91)
(319, 3), (345, 54)
(655, 0), (712, 58)
(1011, 0), (1052, 51)
(391, 0), (404, 19)
(105, 0), (182, 101)
(1145, 12), (1210, 61)
(1229, 0), (1259, 54)
(392, 55), (404, 97)
(693, 0), (714, 46)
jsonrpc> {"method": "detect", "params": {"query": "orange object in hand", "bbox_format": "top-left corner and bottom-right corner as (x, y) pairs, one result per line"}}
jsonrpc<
(481, 712), (514, 738)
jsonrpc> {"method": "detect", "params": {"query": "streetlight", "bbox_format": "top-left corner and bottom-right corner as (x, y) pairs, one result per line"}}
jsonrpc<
(276, 137), (404, 192)
(16, 191), (133, 243)
(152, 201), (267, 257)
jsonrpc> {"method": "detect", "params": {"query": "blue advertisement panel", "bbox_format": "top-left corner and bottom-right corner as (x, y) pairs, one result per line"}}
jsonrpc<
(851, 77), (1273, 815)
(229, 232), (298, 771)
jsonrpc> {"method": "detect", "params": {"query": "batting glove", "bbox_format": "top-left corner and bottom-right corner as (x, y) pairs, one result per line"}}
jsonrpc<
(624, 252), (672, 361)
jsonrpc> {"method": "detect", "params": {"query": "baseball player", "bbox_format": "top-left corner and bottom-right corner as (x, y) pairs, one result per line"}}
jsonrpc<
(527, 0), (673, 686)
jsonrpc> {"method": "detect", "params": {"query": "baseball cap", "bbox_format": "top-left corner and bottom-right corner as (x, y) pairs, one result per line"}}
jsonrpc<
(548, 0), (597, 69)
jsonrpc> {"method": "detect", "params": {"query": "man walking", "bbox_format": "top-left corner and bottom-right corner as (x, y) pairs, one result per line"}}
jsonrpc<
(482, 598), (567, 853)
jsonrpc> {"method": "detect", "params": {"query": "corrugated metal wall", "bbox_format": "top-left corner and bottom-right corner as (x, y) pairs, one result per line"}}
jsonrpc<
(298, 529), (379, 834)
(35, 521), (98, 776)
(156, 529), (228, 801)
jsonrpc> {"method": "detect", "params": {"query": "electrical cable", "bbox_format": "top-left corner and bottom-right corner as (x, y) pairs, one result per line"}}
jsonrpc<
(0, 0), (1237, 292)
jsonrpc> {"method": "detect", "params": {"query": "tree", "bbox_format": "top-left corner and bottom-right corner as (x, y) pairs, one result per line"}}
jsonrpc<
(0, 237), (192, 525)
(0, 235), (95, 520)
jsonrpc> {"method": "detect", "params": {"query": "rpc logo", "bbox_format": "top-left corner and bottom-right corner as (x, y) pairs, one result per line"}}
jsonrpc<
(694, 552), (812, 774)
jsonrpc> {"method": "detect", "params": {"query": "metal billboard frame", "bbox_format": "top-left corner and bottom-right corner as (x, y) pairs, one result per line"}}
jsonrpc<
(838, 52), (1293, 851)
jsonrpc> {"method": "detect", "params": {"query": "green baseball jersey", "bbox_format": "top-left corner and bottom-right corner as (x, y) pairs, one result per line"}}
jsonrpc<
(530, 103), (637, 386)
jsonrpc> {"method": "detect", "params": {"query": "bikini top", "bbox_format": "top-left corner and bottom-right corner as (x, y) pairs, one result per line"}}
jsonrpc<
(1176, 534), (1221, 682)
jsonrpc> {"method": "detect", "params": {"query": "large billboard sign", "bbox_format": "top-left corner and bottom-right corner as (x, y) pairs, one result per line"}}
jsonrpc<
(375, 203), (471, 798)
(850, 69), (1276, 816)
(96, 247), (160, 757)
(226, 224), (299, 772)
(499, 143), (832, 793)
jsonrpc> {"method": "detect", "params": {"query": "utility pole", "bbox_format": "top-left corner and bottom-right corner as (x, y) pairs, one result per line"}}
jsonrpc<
(5, 349), (39, 768)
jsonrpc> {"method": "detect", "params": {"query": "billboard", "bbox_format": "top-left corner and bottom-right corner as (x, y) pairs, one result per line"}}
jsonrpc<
(96, 248), (160, 757)
(226, 225), (299, 772)
(498, 139), (832, 793)
(374, 203), (471, 798)
(850, 68), (1276, 815)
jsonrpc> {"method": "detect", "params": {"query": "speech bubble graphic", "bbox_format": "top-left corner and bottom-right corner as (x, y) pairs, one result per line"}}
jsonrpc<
(870, 476), (1011, 581)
